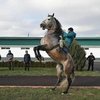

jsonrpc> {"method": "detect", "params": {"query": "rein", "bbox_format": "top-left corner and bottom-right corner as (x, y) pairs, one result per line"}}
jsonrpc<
(46, 44), (59, 52)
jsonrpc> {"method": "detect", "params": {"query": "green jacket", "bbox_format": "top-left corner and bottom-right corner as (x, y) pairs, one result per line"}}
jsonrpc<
(63, 31), (76, 47)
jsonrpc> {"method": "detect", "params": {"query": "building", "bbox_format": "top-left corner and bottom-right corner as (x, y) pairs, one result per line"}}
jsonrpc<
(0, 37), (100, 61)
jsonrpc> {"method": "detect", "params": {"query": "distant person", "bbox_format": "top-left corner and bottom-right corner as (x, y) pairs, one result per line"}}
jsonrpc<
(87, 53), (95, 71)
(6, 50), (14, 70)
(0, 54), (1, 61)
(24, 50), (31, 71)
(0, 55), (1, 66)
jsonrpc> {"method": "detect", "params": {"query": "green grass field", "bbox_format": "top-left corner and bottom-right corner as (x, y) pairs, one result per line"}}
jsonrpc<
(0, 87), (100, 100)
(0, 67), (100, 76)
(0, 67), (100, 100)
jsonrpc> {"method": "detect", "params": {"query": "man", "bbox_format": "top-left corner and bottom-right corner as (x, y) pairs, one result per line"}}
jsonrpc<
(0, 54), (1, 61)
(59, 27), (76, 53)
(6, 50), (14, 70)
(87, 53), (95, 71)
(24, 50), (31, 71)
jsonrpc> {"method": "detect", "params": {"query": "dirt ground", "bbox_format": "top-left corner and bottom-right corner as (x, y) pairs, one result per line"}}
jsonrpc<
(0, 76), (100, 86)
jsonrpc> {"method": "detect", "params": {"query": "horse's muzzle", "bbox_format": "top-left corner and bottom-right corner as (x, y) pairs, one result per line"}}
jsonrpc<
(40, 23), (46, 30)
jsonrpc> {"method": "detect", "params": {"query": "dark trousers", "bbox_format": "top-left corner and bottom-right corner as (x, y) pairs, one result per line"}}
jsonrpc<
(24, 62), (30, 71)
(8, 61), (14, 70)
(87, 62), (94, 71)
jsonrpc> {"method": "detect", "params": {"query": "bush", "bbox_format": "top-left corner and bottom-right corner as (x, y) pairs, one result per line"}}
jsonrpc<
(69, 39), (86, 71)
(0, 60), (56, 68)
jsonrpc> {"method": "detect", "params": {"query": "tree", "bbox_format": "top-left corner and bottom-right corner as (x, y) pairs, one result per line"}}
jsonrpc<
(69, 39), (86, 71)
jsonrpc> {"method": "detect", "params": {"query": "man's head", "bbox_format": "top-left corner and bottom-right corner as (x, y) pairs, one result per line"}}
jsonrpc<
(25, 50), (28, 54)
(90, 53), (93, 55)
(8, 50), (11, 53)
(68, 27), (73, 32)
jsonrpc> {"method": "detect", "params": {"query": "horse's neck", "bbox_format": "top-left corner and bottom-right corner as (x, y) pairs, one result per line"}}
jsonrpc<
(45, 30), (60, 39)
(46, 30), (55, 35)
(41, 30), (59, 45)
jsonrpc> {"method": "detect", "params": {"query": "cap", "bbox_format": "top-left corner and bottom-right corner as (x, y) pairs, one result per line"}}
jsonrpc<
(68, 27), (73, 31)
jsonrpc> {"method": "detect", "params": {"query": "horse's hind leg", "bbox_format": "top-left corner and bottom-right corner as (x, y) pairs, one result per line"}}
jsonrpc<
(52, 64), (63, 90)
(60, 61), (74, 94)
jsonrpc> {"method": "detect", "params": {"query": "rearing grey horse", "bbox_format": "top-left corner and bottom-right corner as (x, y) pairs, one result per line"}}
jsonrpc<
(34, 14), (75, 94)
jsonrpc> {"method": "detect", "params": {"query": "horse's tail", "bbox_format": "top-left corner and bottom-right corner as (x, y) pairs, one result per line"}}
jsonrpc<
(71, 67), (75, 82)
(69, 54), (75, 81)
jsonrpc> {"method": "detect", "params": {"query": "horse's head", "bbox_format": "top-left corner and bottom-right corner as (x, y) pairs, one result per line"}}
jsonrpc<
(40, 13), (62, 33)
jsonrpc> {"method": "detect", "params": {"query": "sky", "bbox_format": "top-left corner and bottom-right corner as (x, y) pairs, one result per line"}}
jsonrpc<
(0, 0), (100, 37)
(0, 0), (100, 58)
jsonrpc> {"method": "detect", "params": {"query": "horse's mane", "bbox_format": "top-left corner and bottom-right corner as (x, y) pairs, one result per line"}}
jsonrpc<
(54, 17), (63, 35)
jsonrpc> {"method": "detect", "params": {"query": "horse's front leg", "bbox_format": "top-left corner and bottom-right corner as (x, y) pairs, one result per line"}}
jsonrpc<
(34, 46), (40, 60)
(33, 45), (47, 61)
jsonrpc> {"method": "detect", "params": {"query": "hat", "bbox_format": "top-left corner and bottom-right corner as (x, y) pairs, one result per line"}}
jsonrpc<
(68, 27), (73, 31)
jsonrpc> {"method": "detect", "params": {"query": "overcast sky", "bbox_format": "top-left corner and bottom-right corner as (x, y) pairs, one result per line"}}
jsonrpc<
(0, 0), (100, 37)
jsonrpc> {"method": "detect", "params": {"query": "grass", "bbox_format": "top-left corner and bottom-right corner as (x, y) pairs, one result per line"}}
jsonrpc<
(0, 87), (100, 100)
(75, 70), (100, 76)
(0, 67), (56, 76)
(0, 67), (100, 76)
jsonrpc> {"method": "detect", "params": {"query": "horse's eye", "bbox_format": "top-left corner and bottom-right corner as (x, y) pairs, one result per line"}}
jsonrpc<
(48, 19), (50, 20)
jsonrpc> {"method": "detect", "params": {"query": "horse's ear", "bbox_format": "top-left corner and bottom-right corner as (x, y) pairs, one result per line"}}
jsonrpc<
(52, 13), (54, 17)
(48, 13), (54, 17)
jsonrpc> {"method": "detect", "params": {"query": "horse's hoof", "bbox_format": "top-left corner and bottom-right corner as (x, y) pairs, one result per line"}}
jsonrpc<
(50, 89), (53, 92)
(36, 56), (39, 60)
(41, 56), (44, 61)
(50, 88), (55, 91)
(38, 56), (44, 62)
(61, 92), (64, 95)
(61, 92), (68, 95)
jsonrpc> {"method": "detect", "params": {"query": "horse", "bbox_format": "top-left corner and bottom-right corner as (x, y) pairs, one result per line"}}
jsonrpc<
(34, 13), (75, 94)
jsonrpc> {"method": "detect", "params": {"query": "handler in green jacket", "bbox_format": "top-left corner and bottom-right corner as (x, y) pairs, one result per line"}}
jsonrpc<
(59, 27), (76, 53)
(63, 27), (76, 47)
